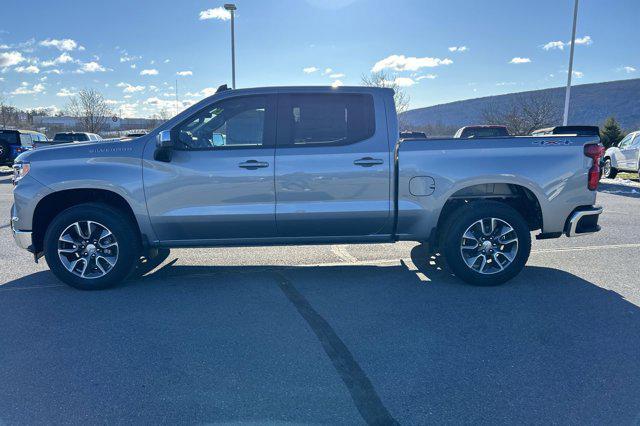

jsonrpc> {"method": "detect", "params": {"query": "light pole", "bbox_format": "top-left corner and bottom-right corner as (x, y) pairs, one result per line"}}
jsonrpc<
(224, 4), (237, 89)
(563, 0), (579, 126)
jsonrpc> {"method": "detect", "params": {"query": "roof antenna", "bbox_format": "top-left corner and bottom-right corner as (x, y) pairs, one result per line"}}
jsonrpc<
(216, 84), (230, 94)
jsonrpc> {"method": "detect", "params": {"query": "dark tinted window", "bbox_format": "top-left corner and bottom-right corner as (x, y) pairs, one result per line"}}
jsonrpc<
(0, 132), (19, 145)
(175, 95), (268, 150)
(461, 127), (509, 138)
(54, 133), (90, 142)
(282, 94), (375, 146)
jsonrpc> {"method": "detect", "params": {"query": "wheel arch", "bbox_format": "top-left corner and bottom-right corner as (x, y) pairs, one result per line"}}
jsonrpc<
(432, 182), (543, 249)
(32, 188), (143, 254)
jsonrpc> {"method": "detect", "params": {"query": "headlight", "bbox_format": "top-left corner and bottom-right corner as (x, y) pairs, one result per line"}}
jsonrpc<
(12, 162), (30, 185)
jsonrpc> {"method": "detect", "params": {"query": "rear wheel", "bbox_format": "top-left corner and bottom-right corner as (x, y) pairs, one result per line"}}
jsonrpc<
(440, 201), (531, 286)
(44, 203), (139, 290)
(602, 158), (617, 179)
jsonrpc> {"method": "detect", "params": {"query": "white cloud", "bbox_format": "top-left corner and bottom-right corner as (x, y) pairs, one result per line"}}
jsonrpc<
(14, 65), (39, 74)
(323, 67), (333, 75)
(41, 52), (76, 67)
(622, 66), (636, 73)
(331, 80), (344, 88)
(329, 73), (345, 78)
(394, 77), (415, 87)
(542, 41), (565, 51)
(76, 61), (107, 73)
(44, 69), (62, 74)
(543, 35), (592, 51)
(0, 51), (25, 67)
(496, 81), (517, 86)
(509, 57), (531, 64)
(12, 82), (45, 95)
(372, 54), (453, 72)
(176, 70), (193, 76)
(448, 46), (468, 52)
(117, 82), (145, 93)
(572, 70), (583, 78)
(164, 59), (170, 63)
(573, 35), (592, 46)
(303, 66), (319, 74)
(199, 7), (231, 21)
(140, 68), (159, 76)
(120, 53), (141, 63)
(39, 38), (78, 51)
(56, 88), (75, 97)
(0, 44), (9, 49)
(415, 74), (437, 80)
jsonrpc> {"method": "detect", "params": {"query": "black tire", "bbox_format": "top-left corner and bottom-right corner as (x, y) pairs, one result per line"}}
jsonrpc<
(43, 203), (140, 290)
(602, 158), (617, 179)
(440, 201), (531, 286)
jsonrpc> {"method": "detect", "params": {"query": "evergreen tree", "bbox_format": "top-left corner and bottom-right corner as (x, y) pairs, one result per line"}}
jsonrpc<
(600, 117), (625, 148)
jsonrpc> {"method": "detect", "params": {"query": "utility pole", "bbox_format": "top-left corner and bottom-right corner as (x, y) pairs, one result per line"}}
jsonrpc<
(175, 79), (179, 116)
(224, 4), (237, 89)
(563, 0), (579, 126)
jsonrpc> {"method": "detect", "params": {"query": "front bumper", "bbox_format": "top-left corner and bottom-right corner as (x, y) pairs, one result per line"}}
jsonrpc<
(565, 206), (602, 237)
(10, 207), (33, 251)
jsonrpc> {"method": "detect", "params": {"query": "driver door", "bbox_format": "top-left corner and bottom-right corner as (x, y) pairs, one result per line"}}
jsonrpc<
(143, 94), (277, 243)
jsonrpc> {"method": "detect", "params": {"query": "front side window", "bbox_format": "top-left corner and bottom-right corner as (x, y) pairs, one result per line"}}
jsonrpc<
(618, 134), (633, 148)
(281, 93), (375, 147)
(175, 95), (268, 150)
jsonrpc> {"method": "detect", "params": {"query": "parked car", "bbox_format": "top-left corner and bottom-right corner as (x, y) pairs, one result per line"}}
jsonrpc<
(602, 130), (640, 179)
(11, 85), (604, 290)
(531, 126), (600, 137)
(0, 129), (46, 167)
(453, 125), (509, 138)
(52, 132), (103, 143)
(400, 131), (427, 139)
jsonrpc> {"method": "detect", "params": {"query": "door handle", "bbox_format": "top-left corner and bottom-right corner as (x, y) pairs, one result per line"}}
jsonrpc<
(239, 160), (269, 169)
(354, 157), (383, 167)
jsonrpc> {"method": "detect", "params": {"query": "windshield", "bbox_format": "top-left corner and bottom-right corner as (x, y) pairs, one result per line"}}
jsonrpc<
(53, 133), (89, 142)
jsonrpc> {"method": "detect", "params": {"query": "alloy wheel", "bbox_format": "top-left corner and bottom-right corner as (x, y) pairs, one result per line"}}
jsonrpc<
(57, 221), (119, 279)
(460, 217), (518, 275)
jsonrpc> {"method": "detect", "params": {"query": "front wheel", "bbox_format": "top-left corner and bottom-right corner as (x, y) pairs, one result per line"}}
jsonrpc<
(440, 201), (531, 286)
(43, 203), (140, 290)
(602, 158), (617, 179)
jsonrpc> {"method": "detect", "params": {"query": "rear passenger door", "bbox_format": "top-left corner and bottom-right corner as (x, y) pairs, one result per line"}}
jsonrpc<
(274, 91), (391, 237)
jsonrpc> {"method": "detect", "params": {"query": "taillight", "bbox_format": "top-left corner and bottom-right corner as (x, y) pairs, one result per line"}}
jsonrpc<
(584, 143), (604, 191)
(15, 147), (25, 153)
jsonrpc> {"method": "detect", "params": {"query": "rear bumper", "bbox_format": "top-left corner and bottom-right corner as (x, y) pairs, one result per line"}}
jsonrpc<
(565, 206), (602, 237)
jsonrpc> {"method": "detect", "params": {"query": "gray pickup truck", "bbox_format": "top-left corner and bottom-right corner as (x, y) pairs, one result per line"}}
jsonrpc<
(11, 85), (604, 290)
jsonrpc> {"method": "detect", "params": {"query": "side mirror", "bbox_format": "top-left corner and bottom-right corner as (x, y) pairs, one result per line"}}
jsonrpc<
(154, 130), (173, 162)
(156, 130), (173, 148)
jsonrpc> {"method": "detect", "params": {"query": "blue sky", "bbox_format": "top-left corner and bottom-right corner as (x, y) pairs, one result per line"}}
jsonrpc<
(0, 0), (638, 118)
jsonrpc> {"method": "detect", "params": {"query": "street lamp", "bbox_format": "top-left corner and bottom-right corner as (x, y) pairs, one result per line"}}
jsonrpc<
(224, 3), (237, 89)
(563, 0), (579, 126)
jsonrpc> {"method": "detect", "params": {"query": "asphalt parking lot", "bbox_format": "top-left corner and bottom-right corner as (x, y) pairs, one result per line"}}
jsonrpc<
(1, 169), (640, 424)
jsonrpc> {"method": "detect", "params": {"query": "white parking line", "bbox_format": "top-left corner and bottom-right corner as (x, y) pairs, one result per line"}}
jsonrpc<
(330, 245), (359, 263)
(531, 243), (640, 254)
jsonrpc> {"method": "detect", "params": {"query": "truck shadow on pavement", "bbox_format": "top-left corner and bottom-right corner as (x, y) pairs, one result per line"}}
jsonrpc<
(599, 181), (640, 199)
(1, 248), (640, 424)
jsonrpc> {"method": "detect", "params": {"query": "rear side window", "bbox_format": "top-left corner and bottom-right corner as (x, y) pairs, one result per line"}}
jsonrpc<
(19, 134), (33, 147)
(280, 93), (375, 147)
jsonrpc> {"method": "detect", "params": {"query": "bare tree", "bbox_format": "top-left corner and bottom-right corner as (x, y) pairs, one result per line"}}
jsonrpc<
(482, 94), (561, 135)
(66, 89), (112, 134)
(361, 71), (410, 114)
